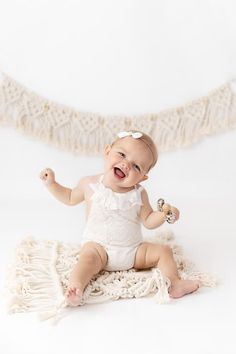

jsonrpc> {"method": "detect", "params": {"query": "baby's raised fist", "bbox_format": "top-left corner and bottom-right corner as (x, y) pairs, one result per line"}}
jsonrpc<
(39, 168), (55, 186)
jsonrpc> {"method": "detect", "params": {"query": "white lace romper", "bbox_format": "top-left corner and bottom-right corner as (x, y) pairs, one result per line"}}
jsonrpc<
(81, 175), (144, 271)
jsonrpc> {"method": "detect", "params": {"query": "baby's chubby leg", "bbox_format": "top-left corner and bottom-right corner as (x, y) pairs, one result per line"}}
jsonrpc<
(134, 243), (201, 298)
(65, 242), (108, 306)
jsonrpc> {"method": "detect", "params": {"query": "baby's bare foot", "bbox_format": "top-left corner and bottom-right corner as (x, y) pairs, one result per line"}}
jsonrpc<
(169, 279), (201, 298)
(65, 286), (83, 307)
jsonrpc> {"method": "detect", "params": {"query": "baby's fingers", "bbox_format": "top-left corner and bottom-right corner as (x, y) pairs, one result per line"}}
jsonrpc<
(39, 168), (52, 180)
(172, 207), (180, 220)
(39, 169), (47, 179)
(162, 203), (171, 213)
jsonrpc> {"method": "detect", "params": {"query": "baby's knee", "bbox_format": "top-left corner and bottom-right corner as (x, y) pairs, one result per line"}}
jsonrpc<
(161, 244), (172, 255)
(80, 251), (98, 265)
(80, 242), (107, 268)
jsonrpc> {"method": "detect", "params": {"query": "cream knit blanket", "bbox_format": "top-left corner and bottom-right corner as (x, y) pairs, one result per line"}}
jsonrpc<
(5, 231), (216, 323)
(1, 73), (236, 154)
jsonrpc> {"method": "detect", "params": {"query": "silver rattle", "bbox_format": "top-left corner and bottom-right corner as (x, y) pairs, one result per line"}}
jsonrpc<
(157, 198), (176, 224)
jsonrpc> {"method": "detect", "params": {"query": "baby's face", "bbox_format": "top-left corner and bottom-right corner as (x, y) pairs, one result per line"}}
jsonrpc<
(104, 137), (153, 189)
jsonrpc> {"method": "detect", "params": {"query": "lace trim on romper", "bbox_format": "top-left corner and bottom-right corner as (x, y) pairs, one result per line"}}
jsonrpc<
(89, 175), (143, 211)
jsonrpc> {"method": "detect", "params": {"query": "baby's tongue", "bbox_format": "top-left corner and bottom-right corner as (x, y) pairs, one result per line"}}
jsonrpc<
(115, 168), (125, 178)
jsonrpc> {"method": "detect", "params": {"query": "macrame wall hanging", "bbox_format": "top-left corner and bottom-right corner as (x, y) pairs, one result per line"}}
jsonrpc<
(0, 73), (236, 155)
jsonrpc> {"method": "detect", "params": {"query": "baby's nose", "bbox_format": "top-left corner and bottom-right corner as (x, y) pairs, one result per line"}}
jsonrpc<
(121, 161), (130, 171)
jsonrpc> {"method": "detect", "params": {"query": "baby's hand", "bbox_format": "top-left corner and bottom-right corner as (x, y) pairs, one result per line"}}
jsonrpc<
(39, 168), (55, 186)
(162, 203), (180, 223)
(170, 206), (180, 222)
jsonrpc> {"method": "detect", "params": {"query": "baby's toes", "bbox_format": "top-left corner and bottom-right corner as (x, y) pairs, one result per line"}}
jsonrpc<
(196, 280), (202, 288)
(65, 289), (70, 297)
(65, 287), (74, 297)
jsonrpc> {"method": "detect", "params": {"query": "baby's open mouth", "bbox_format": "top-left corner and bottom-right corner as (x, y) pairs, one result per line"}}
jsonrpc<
(114, 167), (126, 179)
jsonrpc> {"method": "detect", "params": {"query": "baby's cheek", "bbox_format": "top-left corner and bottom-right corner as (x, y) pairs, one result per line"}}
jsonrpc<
(130, 172), (139, 182)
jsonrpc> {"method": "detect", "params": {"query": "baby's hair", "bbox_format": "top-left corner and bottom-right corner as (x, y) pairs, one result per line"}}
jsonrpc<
(111, 130), (158, 172)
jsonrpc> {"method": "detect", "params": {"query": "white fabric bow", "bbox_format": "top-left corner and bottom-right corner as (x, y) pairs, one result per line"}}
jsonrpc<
(117, 131), (143, 139)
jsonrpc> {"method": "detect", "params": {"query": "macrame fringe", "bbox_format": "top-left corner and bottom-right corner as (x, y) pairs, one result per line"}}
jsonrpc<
(5, 238), (65, 315)
(5, 232), (217, 323)
(0, 73), (236, 154)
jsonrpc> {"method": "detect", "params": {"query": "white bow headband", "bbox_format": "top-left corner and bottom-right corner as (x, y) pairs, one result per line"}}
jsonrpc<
(117, 131), (143, 139)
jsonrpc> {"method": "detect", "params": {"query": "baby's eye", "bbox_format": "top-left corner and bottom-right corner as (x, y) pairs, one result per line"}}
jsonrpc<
(118, 152), (125, 158)
(134, 164), (141, 172)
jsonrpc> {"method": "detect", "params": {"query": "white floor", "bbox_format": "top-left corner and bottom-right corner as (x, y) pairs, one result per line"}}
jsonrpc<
(0, 130), (236, 354)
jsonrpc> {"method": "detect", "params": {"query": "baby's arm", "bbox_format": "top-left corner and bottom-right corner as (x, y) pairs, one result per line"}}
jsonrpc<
(39, 168), (86, 205)
(139, 189), (179, 229)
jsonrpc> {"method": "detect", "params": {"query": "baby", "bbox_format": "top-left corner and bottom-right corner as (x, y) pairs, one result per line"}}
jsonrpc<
(40, 130), (200, 306)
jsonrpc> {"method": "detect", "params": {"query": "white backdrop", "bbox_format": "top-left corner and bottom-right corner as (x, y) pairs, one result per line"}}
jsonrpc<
(0, 0), (236, 202)
(1, 0), (236, 114)
(0, 1), (236, 354)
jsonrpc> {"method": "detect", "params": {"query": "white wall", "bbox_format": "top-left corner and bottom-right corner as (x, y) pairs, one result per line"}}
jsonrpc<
(1, 0), (236, 114)
(0, 0), (236, 203)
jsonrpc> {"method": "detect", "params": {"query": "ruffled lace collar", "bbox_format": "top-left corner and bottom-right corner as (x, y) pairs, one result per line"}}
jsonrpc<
(89, 175), (143, 210)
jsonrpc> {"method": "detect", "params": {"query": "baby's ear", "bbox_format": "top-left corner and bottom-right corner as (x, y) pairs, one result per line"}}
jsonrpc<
(103, 144), (112, 158)
(140, 175), (148, 182)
